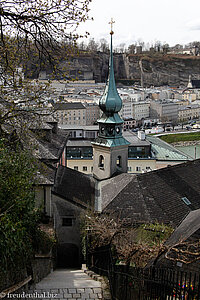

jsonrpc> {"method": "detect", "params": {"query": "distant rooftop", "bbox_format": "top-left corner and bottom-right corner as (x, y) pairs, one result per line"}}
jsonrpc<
(67, 139), (92, 147)
(123, 131), (150, 147)
(179, 104), (200, 111)
(59, 125), (99, 131)
(147, 135), (193, 161)
(53, 102), (85, 110)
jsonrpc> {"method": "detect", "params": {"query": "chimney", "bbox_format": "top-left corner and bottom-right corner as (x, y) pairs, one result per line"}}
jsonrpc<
(138, 130), (145, 140)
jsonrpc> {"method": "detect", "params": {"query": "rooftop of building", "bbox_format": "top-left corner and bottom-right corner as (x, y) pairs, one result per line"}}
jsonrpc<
(146, 135), (193, 161)
(165, 208), (200, 247)
(178, 104), (200, 111)
(123, 131), (150, 146)
(151, 99), (179, 105)
(37, 128), (68, 162)
(53, 102), (85, 110)
(66, 139), (92, 147)
(53, 157), (200, 229)
(59, 125), (99, 131)
(65, 131), (150, 147)
(53, 165), (95, 209)
(102, 159), (200, 227)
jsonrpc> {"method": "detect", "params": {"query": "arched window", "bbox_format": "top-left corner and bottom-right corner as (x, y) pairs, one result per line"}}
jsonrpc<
(99, 155), (104, 169)
(116, 156), (122, 168)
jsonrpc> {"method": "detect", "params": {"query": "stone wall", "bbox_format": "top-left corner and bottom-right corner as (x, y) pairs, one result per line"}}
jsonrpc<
(31, 257), (53, 284)
(0, 257), (54, 293)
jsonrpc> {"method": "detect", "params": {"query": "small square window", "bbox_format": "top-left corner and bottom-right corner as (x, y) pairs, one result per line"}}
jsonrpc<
(83, 166), (87, 171)
(62, 218), (73, 227)
(136, 166), (141, 171)
(74, 166), (78, 171)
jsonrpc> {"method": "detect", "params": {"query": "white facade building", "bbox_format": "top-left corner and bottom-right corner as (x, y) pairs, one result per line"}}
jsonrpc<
(132, 101), (150, 120)
(120, 100), (150, 121)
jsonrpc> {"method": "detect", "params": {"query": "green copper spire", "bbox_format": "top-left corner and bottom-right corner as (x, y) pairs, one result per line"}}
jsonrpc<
(95, 20), (130, 148)
(98, 19), (124, 125)
(99, 29), (122, 114)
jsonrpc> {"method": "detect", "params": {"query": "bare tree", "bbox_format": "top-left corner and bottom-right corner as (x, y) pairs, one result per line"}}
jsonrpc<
(0, 0), (92, 137)
(84, 212), (200, 268)
(79, 41), (87, 52)
(0, 0), (91, 73)
(99, 38), (109, 53)
(83, 212), (173, 267)
(165, 240), (200, 265)
(128, 44), (136, 54)
(118, 43), (126, 53)
(87, 38), (99, 52)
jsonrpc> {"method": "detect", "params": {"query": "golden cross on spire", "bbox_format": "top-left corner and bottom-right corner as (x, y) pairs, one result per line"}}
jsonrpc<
(109, 18), (115, 35)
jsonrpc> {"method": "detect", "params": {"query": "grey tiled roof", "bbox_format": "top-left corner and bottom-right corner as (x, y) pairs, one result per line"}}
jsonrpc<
(59, 125), (99, 130)
(103, 159), (200, 227)
(35, 164), (55, 185)
(67, 139), (92, 147)
(53, 165), (96, 208)
(29, 120), (53, 130)
(37, 129), (68, 161)
(101, 173), (134, 210)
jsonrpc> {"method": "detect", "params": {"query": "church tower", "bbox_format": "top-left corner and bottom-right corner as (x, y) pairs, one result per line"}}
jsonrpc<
(92, 20), (130, 180)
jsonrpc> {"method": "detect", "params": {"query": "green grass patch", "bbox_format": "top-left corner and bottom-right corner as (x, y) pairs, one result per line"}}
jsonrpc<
(160, 132), (200, 143)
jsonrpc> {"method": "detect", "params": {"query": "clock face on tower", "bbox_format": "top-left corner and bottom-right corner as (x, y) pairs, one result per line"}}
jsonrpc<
(116, 127), (121, 134)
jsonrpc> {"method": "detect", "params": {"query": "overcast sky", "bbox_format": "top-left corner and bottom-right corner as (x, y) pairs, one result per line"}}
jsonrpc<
(77, 0), (200, 47)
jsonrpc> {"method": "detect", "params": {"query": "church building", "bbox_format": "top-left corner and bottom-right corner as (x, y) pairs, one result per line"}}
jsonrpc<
(92, 24), (130, 180)
(51, 24), (200, 270)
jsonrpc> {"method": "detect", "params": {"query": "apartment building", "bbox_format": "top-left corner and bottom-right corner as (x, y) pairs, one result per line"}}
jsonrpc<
(178, 104), (200, 122)
(132, 101), (150, 120)
(150, 100), (179, 122)
(53, 102), (86, 125)
(183, 91), (197, 102)
(85, 102), (100, 125)
(120, 101), (132, 119)
(120, 100), (150, 121)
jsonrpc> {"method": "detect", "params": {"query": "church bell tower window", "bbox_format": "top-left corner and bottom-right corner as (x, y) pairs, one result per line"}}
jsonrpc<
(99, 155), (104, 169)
(117, 156), (122, 168)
